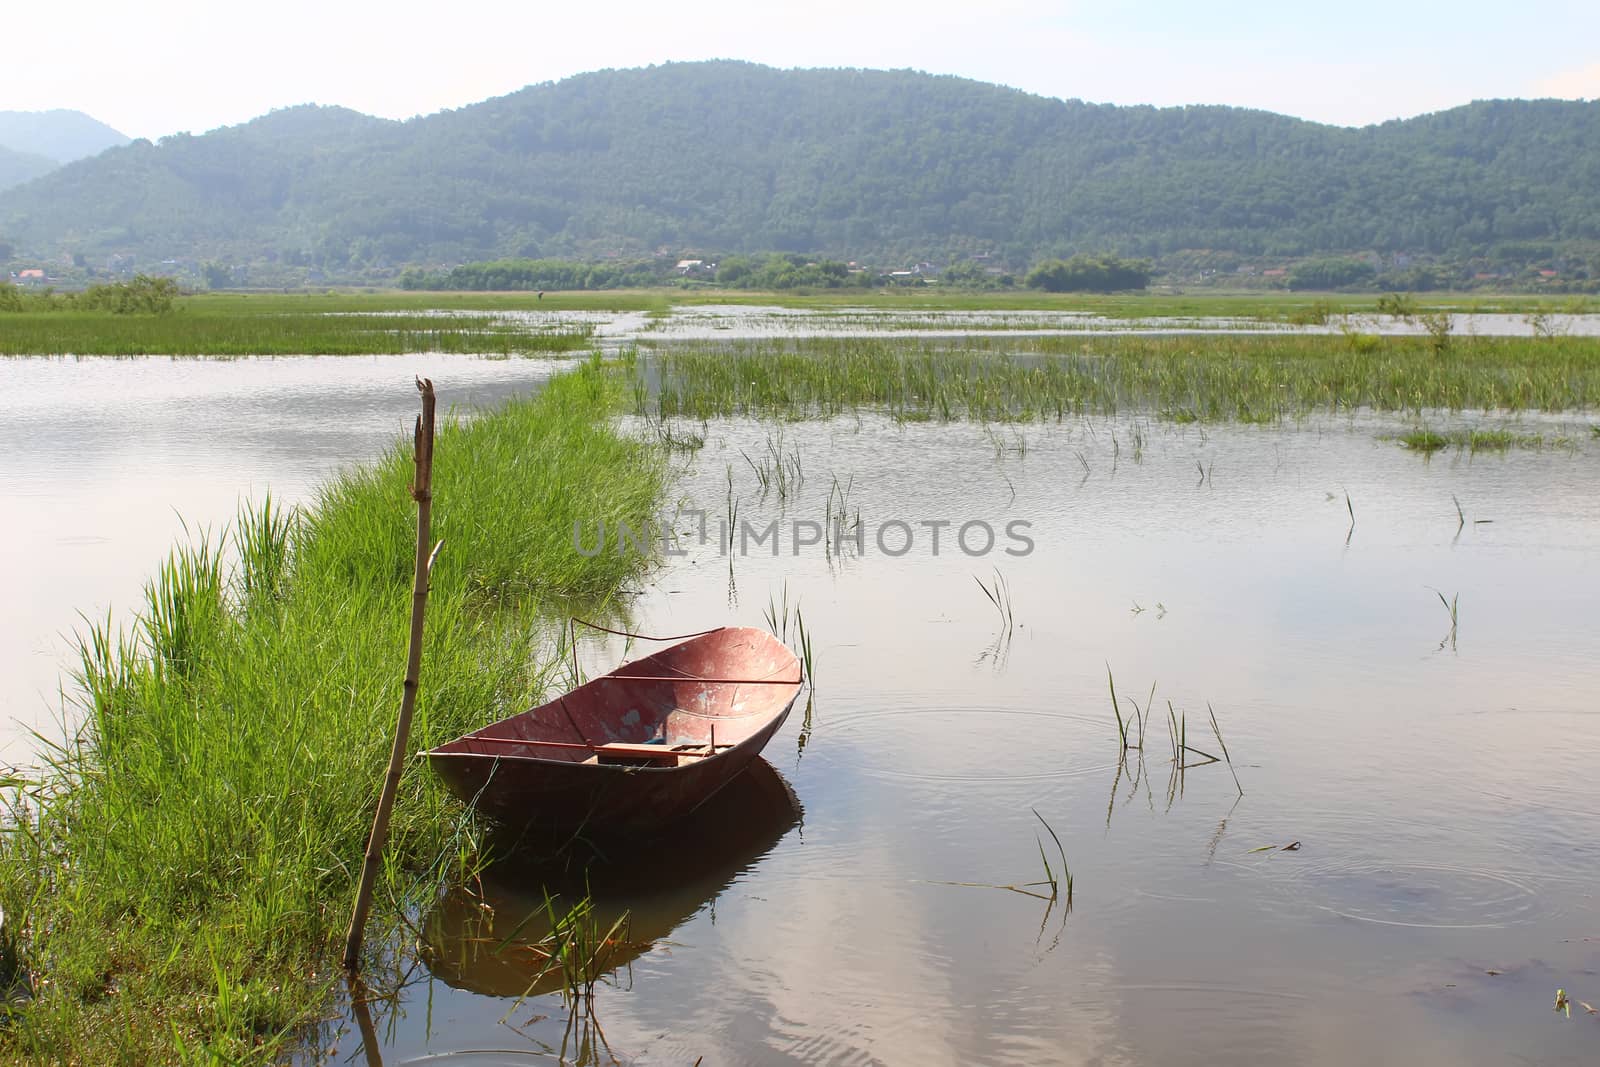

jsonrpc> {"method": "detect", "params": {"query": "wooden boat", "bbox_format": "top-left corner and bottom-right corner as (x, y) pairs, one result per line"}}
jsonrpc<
(425, 626), (802, 836)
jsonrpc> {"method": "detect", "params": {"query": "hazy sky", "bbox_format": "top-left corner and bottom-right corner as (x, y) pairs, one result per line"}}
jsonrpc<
(9, 0), (1599, 140)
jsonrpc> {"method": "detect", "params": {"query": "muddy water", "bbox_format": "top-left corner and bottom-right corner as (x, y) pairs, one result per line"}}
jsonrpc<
(325, 411), (1600, 1065)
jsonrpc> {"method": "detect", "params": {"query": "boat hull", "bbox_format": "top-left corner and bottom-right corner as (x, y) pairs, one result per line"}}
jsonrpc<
(425, 627), (802, 836)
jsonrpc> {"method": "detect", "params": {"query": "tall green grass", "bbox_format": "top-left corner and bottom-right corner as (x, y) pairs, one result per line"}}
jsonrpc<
(642, 333), (1600, 422)
(0, 359), (667, 1063)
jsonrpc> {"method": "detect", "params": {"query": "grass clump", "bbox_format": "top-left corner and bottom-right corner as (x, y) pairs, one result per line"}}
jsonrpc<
(0, 358), (668, 1063)
(1395, 428), (1555, 453)
(1400, 430), (1451, 452)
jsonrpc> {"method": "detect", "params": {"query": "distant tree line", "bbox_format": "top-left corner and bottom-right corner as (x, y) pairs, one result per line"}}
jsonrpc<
(400, 251), (1163, 292)
(402, 254), (884, 291)
(398, 259), (666, 291)
(0, 274), (177, 313)
(714, 254), (875, 289)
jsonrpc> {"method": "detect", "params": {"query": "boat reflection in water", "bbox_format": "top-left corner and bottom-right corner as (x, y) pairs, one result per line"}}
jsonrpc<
(420, 756), (802, 999)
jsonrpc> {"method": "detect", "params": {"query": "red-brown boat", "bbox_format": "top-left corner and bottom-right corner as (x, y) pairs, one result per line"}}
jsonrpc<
(425, 626), (803, 836)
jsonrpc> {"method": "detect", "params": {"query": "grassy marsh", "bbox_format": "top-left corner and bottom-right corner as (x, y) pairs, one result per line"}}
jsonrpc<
(0, 359), (667, 1062)
(641, 334), (1600, 423)
(0, 306), (597, 356)
(3, 287), (1594, 357)
(653, 288), (1596, 320)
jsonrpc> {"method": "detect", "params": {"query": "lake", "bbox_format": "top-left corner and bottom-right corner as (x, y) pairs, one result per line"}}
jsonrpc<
(0, 354), (562, 759)
(2, 309), (1597, 1065)
(324, 409), (1599, 1065)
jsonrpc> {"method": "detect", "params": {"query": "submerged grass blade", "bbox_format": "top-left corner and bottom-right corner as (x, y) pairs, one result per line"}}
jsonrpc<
(1032, 808), (1072, 905)
(1208, 704), (1244, 796)
(1107, 664), (1128, 749)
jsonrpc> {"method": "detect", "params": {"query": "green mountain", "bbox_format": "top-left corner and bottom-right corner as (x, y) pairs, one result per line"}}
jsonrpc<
(0, 144), (57, 193)
(1, 63), (1597, 270)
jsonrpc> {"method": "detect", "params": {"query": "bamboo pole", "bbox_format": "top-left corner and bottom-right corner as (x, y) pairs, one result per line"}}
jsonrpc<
(344, 973), (386, 1067)
(343, 377), (439, 974)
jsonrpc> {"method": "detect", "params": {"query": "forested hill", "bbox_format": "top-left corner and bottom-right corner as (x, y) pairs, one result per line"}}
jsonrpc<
(0, 144), (56, 194)
(2, 62), (1597, 270)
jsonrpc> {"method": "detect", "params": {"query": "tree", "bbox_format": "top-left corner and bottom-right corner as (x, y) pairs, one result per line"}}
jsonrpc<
(77, 274), (178, 313)
(1026, 254), (1151, 292)
(1287, 258), (1377, 290)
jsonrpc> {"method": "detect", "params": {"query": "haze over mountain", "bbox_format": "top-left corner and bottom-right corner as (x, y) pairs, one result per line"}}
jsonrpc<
(0, 109), (130, 164)
(0, 110), (132, 193)
(0, 144), (57, 193)
(1, 63), (1596, 274)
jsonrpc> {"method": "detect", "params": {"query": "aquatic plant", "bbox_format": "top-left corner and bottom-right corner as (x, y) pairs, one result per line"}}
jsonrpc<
(927, 810), (1072, 911)
(528, 892), (633, 1009)
(1106, 667), (1240, 798)
(975, 568), (1016, 637)
(1401, 430), (1450, 452)
(1431, 588), (1460, 650)
(741, 428), (805, 499)
(1107, 665), (1151, 753)
(763, 583), (815, 682)
(1395, 428), (1556, 453)
(1208, 704), (1243, 796)
(822, 471), (861, 561)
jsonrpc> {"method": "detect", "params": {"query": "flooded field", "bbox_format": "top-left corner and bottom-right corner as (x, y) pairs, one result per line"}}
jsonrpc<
(613, 303), (1600, 341)
(2, 306), (1597, 1064)
(305, 406), (1600, 1065)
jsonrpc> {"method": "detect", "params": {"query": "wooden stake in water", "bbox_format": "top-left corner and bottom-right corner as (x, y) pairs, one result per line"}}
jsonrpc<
(343, 377), (440, 974)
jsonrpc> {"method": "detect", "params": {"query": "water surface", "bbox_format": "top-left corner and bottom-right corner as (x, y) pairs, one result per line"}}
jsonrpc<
(319, 410), (1600, 1065)
(2, 314), (1596, 1064)
(0, 354), (560, 758)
